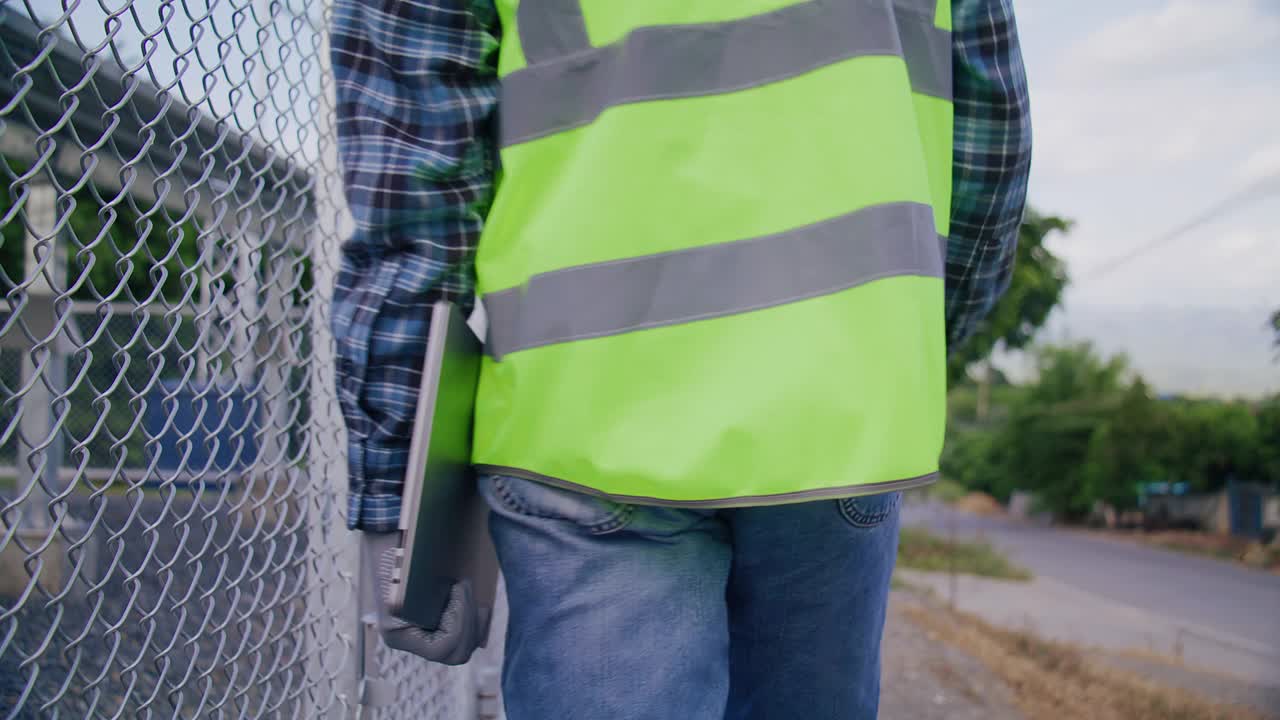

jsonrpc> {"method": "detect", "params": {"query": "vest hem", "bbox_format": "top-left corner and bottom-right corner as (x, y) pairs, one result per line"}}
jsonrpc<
(472, 465), (939, 507)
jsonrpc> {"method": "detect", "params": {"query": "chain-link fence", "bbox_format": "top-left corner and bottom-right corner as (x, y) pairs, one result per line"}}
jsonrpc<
(0, 2), (501, 717)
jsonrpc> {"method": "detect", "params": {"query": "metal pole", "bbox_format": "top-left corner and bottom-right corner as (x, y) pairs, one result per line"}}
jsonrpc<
(948, 506), (957, 612)
(306, 1), (361, 713)
(16, 177), (65, 533)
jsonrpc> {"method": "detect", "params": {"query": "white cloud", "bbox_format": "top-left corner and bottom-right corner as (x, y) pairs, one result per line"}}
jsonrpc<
(1236, 144), (1280, 185)
(1028, 2), (1280, 184)
(1068, 0), (1280, 79)
(1031, 2), (1279, 181)
(1030, 78), (1280, 179)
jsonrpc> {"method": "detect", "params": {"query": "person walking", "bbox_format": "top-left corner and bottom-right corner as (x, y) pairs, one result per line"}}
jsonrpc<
(330, 0), (1030, 717)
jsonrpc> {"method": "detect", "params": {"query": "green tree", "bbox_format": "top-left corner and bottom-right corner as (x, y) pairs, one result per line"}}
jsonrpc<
(1022, 343), (1128, 406)
(997, 344), (1129, 517)
(948, 211), (1072, 382)
(1255, 396), (1280, 489)
(1161, 399), (1261, 492)
(1271, 308), (1279, 357)
(1078, 378), (1165, 511)
(940, 423), (1012, 498)
(945, 339), (1278, 520)
(1, 157), (202, 304)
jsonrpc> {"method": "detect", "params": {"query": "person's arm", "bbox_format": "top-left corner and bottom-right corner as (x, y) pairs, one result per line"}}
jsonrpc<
(945, 0), (1032, 348)
(330, 0), (499, 532)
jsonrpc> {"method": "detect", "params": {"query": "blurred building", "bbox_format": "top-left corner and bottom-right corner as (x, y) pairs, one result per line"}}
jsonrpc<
(0, 8), (315, 488)
(1142, 481), (1277, 540)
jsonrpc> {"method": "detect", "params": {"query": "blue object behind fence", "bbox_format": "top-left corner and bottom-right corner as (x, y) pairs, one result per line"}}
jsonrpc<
(1227, 479), (1264, 539)
(144, 380), (259, 481)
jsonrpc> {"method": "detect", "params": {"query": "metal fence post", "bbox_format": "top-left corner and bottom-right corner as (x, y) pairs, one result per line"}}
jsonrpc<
(14, 175), (70, 591)
(306, 1), (362, 713)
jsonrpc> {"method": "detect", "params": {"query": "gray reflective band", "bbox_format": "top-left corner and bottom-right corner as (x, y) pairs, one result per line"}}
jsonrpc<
(484, 202), (944, 360)
(894, 4), (951, 103)
(517, 0), (591, 64)
(502, 0), (951, 147)
(894, 0), (940, 15)
(475, 464), (940, 509)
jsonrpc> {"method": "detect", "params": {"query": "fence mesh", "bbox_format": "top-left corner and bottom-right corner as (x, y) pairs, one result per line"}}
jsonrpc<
(0, 2), (499, 717)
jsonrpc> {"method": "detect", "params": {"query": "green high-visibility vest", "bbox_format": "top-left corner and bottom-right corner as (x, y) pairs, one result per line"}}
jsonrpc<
(473, 0), (953, 506)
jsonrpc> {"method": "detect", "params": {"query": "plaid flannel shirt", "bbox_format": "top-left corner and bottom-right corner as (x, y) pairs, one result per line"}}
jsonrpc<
(330, 0), (1032, 531)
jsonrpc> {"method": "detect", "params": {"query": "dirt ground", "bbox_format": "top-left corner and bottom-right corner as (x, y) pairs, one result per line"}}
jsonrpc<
(890, 587), (1273, 720)
(881, 591), (1024, 720)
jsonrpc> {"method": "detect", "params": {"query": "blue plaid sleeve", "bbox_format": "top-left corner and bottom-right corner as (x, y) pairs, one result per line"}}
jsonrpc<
(330, 0), (499, 531)
(946, 0), (1033, 348)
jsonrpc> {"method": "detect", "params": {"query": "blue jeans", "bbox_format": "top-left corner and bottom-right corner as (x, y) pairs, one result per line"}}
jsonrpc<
(479, 475), (901, 720)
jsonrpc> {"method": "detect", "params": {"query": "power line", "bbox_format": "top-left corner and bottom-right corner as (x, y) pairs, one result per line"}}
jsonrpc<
(1086, 174), (1280, 281)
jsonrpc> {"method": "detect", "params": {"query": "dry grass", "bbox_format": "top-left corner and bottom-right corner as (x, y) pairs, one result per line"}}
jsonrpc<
(897, 527), (1033, 581)
(955, 491), (1006, 516)
(902, 603), (1266, 720)
(925, 656), (986, 705)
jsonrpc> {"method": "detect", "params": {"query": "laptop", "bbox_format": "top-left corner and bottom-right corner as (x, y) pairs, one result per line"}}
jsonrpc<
(386, 301), (498, 632)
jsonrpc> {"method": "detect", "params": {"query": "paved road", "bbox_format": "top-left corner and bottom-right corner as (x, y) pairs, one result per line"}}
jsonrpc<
(902, 502), (1280, 684)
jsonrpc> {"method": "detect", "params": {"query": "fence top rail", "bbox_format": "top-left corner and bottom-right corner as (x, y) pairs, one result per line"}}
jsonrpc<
(0, 9), (316, 226)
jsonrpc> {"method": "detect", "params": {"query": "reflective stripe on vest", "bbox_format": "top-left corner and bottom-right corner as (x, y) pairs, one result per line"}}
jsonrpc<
(503, 0), (951, 147)
(485, 202), (944, 360)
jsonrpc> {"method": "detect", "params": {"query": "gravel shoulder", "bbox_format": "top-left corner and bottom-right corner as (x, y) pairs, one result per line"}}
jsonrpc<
(881, 590), (1025, 720)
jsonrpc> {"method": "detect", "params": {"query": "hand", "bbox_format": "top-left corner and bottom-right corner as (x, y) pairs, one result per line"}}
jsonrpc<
(360, 531), (488, 666)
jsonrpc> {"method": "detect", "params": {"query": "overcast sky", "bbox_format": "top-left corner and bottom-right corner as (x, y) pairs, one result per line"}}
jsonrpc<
(1010, 0), (1279, 395)
(1018, 0), (1278, 308)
